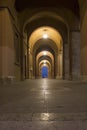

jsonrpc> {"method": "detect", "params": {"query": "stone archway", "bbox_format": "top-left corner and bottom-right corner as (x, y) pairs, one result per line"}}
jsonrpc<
(28, 26), (64, 79)
(0, 0), (81, 82)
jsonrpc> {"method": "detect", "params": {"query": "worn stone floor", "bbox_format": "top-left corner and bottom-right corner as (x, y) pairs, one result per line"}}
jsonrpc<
(0, 79), (87, 130)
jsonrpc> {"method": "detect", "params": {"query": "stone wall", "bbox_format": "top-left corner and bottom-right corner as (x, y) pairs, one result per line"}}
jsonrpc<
(0, 8), (15, 83)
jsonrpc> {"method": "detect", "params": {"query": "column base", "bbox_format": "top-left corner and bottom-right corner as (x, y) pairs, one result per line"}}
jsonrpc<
(56, 75), (62, 80)
(0, 76), (15, 84)
(72, 74), (81, 81)
(80, 75), (87, 82)
(64, 74), (71, 80)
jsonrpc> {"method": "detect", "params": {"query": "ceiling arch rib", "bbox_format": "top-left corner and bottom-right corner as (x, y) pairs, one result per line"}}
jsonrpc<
(38, 55), (52, 66)
(23, 11), (69, 32)
(39, 60), (51, 66)
(23, 10), (70, 43)
(39, 60), (51, 69)
(34, 40), (57, 57)
(29, 26), (62, 53)
(36, 50), (54, 65)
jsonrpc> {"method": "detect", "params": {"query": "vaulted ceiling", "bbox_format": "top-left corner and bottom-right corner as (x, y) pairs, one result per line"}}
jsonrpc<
(15, 0), (79, 16)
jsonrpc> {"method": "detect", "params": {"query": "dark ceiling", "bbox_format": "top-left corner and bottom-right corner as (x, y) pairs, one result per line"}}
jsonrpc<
(15, 0), (79, 16)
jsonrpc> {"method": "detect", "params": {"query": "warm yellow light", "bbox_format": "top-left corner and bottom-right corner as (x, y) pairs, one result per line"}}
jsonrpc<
(44, 61), (46, 63)
(44, 63), (46, 66)
(41, 113), (50, 121)
(43, 34), (48, 39)
(43, 51), (47, 55)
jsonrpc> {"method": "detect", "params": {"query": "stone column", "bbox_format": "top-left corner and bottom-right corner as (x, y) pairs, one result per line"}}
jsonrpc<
(57, 50), (63, 79)
(52, 60), (54, 78)
(26, 46), (29, 79)
(63, 43), (70, 79)
(0, 8), (15, 83)
(55, 54), (59, 79)
(71, 31), (80, 80)
(80, 8), (87, 81)
(29, 50), (33, 79)
(20, 38), (25, 81)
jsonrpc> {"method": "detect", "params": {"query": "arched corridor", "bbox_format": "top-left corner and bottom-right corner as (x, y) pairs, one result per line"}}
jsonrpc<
(28, 26), (63, 79)
(1, 1), (87, 129)
(0, 0), (85, 82)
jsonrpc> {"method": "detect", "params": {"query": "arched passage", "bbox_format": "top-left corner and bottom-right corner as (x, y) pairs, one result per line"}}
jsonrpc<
(28, 26), (63, 79)
(0, 0), (82, 83)
(22, 9), (72, 80)
(36, 51), (54, 78)
(39, 60), (51, 78)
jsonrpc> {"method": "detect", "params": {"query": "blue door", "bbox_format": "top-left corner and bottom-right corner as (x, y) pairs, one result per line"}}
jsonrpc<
(41, 66), (48, 78)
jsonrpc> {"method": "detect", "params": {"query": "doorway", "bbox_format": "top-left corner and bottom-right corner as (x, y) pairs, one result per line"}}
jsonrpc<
(41, 66), (48, 78)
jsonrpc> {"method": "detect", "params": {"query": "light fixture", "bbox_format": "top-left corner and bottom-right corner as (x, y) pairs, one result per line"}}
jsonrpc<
(43, 51), (47, 55)
(43, 34), (48, 39)
(44, 61), (46, 63)
(42, 28), (48, 39)
(43, 63), (46, 66)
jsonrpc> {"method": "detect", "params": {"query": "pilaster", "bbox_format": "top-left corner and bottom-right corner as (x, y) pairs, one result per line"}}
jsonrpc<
(0, 8), (15, 83)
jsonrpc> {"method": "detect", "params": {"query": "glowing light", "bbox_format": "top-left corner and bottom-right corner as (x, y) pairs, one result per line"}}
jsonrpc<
(44, 61), (46, 64)
(43, 51), (47, 55)
(44, 63), (46, 66)
(41, 113), (50, 121)
(43, 34), (48, 39)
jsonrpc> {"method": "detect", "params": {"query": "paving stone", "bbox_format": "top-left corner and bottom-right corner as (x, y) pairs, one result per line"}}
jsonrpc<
(0, 79), (87, 129)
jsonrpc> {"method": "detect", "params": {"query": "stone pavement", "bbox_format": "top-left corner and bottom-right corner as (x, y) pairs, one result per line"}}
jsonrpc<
(0, 79), (87, 129)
